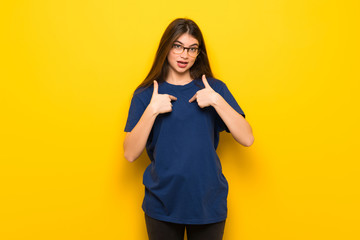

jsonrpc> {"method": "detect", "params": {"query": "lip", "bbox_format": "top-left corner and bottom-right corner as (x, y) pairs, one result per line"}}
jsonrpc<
(177, 61), (188, 68)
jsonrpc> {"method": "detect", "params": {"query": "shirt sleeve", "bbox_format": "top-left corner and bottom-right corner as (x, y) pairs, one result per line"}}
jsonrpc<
(216, 83), (245, 133)
(124, 94), (147, 132)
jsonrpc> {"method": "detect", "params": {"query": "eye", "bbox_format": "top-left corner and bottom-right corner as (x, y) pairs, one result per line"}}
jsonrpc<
(173, 44), (183, 49)
(189, 48), (198, 53)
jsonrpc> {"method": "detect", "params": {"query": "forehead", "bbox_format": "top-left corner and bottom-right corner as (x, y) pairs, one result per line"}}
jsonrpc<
(175, 33), (199, 46)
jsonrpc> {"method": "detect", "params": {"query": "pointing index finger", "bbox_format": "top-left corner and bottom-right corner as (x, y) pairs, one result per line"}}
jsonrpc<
(168, 95), (177, 101)
(189, 93), (196, 103)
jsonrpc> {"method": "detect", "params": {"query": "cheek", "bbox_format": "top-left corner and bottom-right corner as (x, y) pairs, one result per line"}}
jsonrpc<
(167, 52), (176, 63)
(189, 58), (197, 67)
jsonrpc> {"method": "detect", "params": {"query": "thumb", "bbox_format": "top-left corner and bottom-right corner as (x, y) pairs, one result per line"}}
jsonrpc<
(202, 74), (211, 88)
(152, 80), (158, 95)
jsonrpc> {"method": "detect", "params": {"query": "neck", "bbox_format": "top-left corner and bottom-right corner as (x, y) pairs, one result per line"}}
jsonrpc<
(166, 70), (192, 85)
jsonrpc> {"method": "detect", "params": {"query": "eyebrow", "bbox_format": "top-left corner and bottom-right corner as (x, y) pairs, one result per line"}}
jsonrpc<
(174, 40), (199, 47)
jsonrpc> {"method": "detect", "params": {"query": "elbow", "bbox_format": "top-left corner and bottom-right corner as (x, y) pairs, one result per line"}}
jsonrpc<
(123, 135), (138, 163)
(244, 135), (255, 147)
(124, 151), (137, 163)
(123, 142), (137, 163)
(123, 136), (141, 162)
(242, 126), (255, 147)
(238, 134), (254, 147)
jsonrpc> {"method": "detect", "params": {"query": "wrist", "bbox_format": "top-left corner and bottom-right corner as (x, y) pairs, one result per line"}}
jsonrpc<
(146, 103), (159, 117)
(212, 92), (222, 107)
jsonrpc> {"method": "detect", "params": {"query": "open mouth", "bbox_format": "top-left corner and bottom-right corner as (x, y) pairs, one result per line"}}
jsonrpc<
(177, 61), (188, 68)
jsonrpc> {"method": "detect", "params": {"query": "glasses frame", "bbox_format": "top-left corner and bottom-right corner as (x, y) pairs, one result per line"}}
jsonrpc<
(171, 44), (201, 58)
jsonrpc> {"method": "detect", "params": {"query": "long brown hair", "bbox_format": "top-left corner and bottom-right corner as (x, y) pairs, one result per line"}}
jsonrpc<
(135, 18), (214, 91)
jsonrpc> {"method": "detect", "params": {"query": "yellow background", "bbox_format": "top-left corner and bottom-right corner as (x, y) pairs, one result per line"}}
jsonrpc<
(1, 0), (359, 239)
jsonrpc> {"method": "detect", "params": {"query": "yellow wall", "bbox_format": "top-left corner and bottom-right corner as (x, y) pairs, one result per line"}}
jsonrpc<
(1, 0), (359, 239)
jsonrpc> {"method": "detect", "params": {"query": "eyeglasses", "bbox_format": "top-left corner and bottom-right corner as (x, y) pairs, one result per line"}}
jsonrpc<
(172, 44), (200, 58)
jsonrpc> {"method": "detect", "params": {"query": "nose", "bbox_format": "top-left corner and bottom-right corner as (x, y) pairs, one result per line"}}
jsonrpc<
(180, 49), (189, 58)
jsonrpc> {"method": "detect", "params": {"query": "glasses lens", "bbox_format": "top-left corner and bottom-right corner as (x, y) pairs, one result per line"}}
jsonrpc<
(188, 48), (199, 57)
(172, 44), (200, 57)
(173, 44), (183, 54)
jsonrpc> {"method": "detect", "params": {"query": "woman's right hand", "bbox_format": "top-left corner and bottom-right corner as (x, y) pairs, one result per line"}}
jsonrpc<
(124, 80), (177, 162)
(149, 80), (177, 115)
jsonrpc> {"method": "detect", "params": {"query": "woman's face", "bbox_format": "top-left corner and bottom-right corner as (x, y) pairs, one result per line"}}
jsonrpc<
(167, 33), (199, 76)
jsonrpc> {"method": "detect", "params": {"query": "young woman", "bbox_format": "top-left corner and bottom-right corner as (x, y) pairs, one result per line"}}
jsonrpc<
(124, 18), (254, 240)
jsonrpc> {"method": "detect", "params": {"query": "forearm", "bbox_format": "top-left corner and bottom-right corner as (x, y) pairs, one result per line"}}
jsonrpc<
(213, 94), (254, 147)
(123, 106), (158, 162)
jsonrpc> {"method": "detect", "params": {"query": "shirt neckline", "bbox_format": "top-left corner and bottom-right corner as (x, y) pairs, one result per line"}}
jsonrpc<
(163, 79), (198, 90)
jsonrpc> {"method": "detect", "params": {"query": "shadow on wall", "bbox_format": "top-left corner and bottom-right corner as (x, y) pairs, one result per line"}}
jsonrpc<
(118, 146), (150, 238)
(217, 132), (261, 240)
(217, 131), (256, 175)
(120, 149), (149, 190)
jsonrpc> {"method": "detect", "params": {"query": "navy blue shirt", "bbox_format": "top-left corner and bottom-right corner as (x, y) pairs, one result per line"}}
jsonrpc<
(124, 77), (245, 224)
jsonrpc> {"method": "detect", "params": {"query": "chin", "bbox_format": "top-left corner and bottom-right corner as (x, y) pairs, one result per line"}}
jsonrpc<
(171, 66), (190, 74)
(177, 68), (190, 73)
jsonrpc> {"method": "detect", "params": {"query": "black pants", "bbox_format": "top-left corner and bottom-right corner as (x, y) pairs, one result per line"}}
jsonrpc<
(145, 214), (226, 240)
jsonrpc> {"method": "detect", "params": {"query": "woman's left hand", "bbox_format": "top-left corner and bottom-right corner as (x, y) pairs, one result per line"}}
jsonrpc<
(189, 74), (220, 108)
